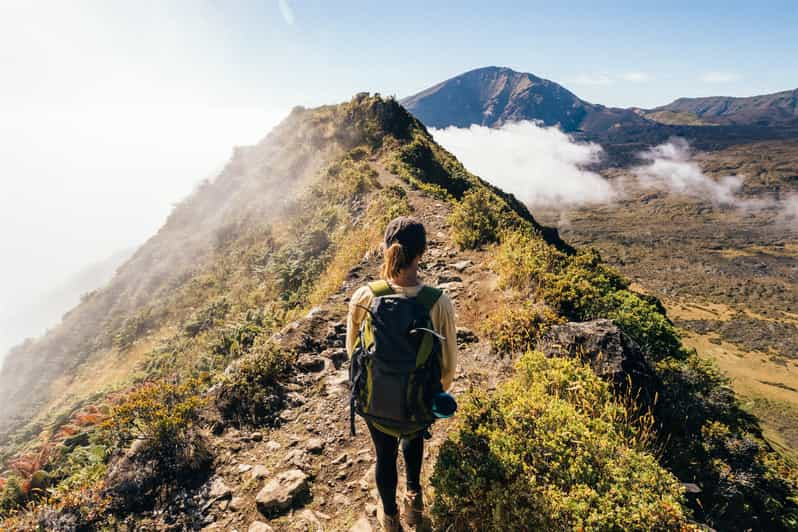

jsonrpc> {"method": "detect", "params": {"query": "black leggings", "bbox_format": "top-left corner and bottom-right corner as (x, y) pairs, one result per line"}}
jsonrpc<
(367, 423), (424, 516)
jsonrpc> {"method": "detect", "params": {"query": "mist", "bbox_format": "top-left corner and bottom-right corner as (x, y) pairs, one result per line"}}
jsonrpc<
(0, 3), (291, 363)
(634, 138), (744, 206)
(634, 138), (798, 221)
(0, 105), (285, 362)
(430, 121), (617, 206)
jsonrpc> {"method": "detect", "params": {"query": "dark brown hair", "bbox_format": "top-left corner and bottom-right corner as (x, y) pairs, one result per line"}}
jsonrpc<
(380, 216), (426, 280)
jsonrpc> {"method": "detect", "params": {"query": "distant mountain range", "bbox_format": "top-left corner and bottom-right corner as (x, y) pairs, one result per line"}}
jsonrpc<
(401, 66), (798, 133)
(650, 89), (798, 126)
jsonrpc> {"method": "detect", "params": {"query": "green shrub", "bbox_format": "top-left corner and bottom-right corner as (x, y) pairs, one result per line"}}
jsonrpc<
(491, 229), (562, 289)
(449, 188), (506, 249)
(655, 356), (798, 530)
(482, 302), (562, 354)
(489, 228), (798, 529)
(103, 378), (208, 477)
(493, 231), (683, 361)
(432, 351), (690, 531)
(210, 321), (262, 361)
(215, 340), (291, 426)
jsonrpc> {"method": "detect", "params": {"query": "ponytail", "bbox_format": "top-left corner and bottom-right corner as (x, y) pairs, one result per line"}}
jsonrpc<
(380, 216), (427, 281)
(380, 242), (406, 280)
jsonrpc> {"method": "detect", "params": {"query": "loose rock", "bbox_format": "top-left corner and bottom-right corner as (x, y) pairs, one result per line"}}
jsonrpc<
(209, 478), (232, 500)
(248, 522), (274, 532)
(250, 465), (270, 480)
(452, 260), (472, 272)
(350, 516), (373, 532)
(255, 469), (309, 515)
(306, 437), (325, 454)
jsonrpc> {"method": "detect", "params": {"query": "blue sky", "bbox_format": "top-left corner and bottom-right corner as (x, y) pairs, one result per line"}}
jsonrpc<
(3, 1), (797, 111)
(0, 0), (796, 355)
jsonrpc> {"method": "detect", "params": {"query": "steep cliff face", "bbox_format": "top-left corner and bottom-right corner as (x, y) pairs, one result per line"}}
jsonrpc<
(401, 66), (652, 133)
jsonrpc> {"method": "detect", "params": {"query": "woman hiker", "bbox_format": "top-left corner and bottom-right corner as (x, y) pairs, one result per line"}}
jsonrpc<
(346, 216), (458, 531)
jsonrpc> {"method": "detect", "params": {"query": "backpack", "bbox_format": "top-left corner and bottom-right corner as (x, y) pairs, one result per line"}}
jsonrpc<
(349, 280), (444, 437)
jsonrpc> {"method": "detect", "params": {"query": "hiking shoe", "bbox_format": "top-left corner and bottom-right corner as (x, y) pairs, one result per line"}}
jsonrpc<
(402, 489), (423, 527)
(377, 505), (403, 532)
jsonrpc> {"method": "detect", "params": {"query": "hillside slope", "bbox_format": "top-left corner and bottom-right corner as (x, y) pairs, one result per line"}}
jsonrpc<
(401, 66), (652, 133)
(0, 101), (395, 439)
(1, 96), (796, 531)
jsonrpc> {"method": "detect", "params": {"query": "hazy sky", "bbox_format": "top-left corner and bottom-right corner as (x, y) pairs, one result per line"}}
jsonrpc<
(1, 0), (797, 353)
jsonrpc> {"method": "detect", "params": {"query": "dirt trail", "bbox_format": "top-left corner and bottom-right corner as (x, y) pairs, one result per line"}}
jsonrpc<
(194, 164), (515, 531)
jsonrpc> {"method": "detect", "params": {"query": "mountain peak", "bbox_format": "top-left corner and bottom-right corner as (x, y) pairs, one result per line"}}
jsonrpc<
(401, 66), (649, 133)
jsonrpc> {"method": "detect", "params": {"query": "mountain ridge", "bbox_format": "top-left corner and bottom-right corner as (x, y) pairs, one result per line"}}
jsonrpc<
(653, 88), (798, 126)
(0, 94), (796, 530)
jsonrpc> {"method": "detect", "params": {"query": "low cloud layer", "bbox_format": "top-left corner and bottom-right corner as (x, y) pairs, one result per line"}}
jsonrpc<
(634, 138), (745, 206)
(431, 124), (796, 229)
(431, 121), (617, 206)
(634, 138), (796, 222)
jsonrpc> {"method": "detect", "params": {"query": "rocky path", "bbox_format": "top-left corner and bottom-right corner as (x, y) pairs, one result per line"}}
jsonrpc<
(192, 166), (515, 532)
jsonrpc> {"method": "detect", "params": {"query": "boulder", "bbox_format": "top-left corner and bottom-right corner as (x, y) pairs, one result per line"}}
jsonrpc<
(305, 437), (325, 454)
(248, 522), (274, 532)
(350, 516), (373, 532)
(296, 354), (326, 373)
(250, 465), (270, 480)
(452, 260), (472, 272)
(536, 319), (655, 390)
(256, 469), (309, 515)
(208, 477), (232, 500)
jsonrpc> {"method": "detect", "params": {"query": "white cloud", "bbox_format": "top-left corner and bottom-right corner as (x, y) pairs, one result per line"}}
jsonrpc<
(635, 138), (743, 205)
(701, 71), (740, 83)
(777, 194), (798, 226)
(572, 73), (614, 86)
(431, 121), (618, 207)
(633, 138), (796, 223)
(278, 0), (295, 25)
(622, 72), (650, 82)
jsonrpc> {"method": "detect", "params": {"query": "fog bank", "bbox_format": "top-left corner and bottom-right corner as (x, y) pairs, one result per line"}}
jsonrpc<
(431, 121), (617, 206)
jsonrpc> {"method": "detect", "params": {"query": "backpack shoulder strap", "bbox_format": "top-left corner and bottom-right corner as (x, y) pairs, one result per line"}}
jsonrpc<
(368, 280), (394, 297)
(416, 286), (443, 312)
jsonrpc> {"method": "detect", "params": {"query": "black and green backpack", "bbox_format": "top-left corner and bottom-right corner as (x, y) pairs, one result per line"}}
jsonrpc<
(349, 280), (445, 437)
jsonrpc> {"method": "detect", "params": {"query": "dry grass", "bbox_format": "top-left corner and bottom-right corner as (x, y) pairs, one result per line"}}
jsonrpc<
(680, 328), (798, 459)
(680, 330), (798, 404)
(664, 299), (736, 322)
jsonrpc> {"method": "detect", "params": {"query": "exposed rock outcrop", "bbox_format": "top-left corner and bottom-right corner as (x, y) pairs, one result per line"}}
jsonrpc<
(536, 319), (656, 389)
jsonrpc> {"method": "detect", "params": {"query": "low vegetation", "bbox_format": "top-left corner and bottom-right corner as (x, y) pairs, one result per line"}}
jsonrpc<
(215, 340), (292, 426)
(483, 222), (798, 529)
(482, 301), (562, 354)
(103, 378), (209, 478)
(433, 351), (690, 531)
